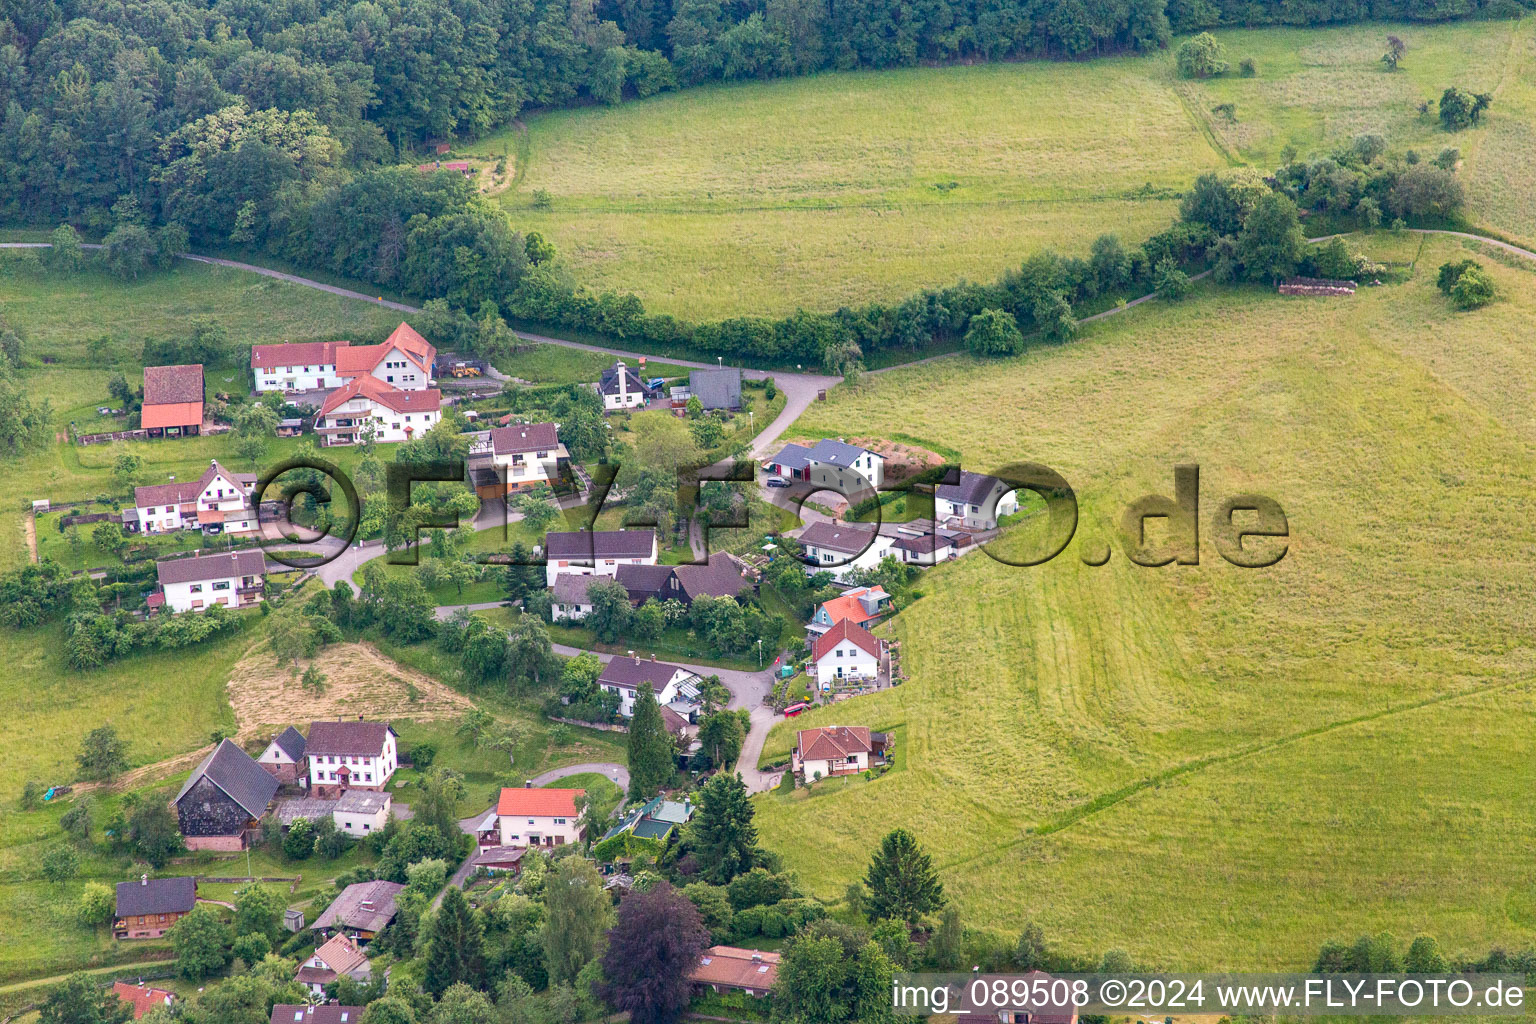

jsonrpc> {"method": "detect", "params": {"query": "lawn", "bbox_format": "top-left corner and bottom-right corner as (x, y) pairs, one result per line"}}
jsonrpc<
(753, 232), (1536, 969)
(471, 19), (1531, 319)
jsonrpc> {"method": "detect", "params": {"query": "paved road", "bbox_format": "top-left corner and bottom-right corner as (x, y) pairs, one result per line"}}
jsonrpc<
(526, 761), (630, 790)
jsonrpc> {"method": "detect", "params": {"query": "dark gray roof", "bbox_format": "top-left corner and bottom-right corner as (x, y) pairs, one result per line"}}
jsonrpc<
(490, 422), (559, 456)
(766, 443), (812, 472)
(544, 530), (655, 560)
(891, 532), (953, 554)
(599, 362), (648, 395)
(615, 562), (675, 600)
(275, 797), (338, 825)
(175, 739), (279, 819)
(689, 368), (742, 409)
(936, 470), (1004, 507)
(797, 521), (879, 555)
(306, 721), (395, 757)
(156, 548), (266, 586)
(598, 655), (693, 692)
(551, 573), (605, 605)
(311, 880), (405, 933)
(672, 553), (750, 601)
(806, 438), (875, 467)
(271, 726), (306, 761)
(115, 875), (196, 917)
(270, 1006), (366, 1024)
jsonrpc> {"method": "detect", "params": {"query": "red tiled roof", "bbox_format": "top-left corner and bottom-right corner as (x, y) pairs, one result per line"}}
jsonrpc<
(497, 787), (584, 818)
(797, 725), (873, 762)
(250, 341), (344, 369)
(689, 946), (781, 992)
(134, 460), (243, 509)
(810, 618), (880, 663)
(316, 376), (441, 417)
(385, 321), (435, 364)
(312, 933), (368, 974)
(142, 364), (204, 405)
(112, 982), (173, 1019)
(816, 586), (888, 628)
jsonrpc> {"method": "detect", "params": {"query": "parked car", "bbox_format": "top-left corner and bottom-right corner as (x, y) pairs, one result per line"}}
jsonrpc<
(766, 477), (790, 488)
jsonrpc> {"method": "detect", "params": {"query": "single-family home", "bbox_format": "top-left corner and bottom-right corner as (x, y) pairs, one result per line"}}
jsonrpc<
(689, 946), (780, 998)
(955, 972), (1079, 1024)
(809, 618), (881, 687)
(936, 471), (1019, 530)
(795, 521), (893, 582)
(129, 459), (257, 536)
(597, 654), (701, 718)
(114, 875), (196, 939)
(296, 934), (372, 996)
(112, 982), (176, 1019)
(615, 551), (752, 606)
(140, 363), (204, 437)
(599, 795), (693, 844)
(689, 367), (742, 410)
(313, 375), (441, 446)
(550, 572), (603, 621)
(542, 529), (657, 587)
(805, 585), (890, 641)
(258, 726), (308, 785)
(306, 720), (398, 798)
(598, 360), (651, 410)
(311, 880), (406, 941)
(174, 739), (280, 850)
(332, 790), (393, 837)
(153, 548), (266, 614)
(253, 322), (436, 393)
(795, 725), (888, 779)
(488, 422), (569, 494)
(764, 439), (883, 495)
(495, 785), (585, 848)
(889, 528), (969, 566)
(271, 1005), (366, 1024)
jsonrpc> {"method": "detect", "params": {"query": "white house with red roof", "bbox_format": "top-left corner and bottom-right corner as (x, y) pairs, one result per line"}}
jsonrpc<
(796, 725), (876, 779)
(128, 459), (257, 536)
(313, 376), (441, 446)
(306, 721), (398, 798)
(495, 786), (585, 848)
(809, 618), (881, 686)
(252, 322), (436, 393)
(805, 585), (890, 641)
(296, 933), (371, 996)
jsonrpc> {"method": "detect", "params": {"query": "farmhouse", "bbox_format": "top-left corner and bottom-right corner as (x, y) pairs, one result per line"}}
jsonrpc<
(112, 982), (176, 1018)
(488, 422), (569, 494)
(140, 363), (204, 437)
(551, 572), (603, 621)
(174, 739), (279, 850)
(795, 725), (889, 779)
(689, 946), (780, 997)
(935, 470), (1018, 530)
(495, 786), (585, 848)
(765, 439), (883, 495)
(809, 618), (881, 686)
(113, 875), (196, 939)
(313, 375), (442, 446)
(615, 552), (752, 606)
(796, 521), (893, 581)
(598, 360), (652, 410)
(311, 879), (406, 941)
(252, 322), (437, 393)
(296, 933), (372, 996)
(598, 654), (702, 718)
(306, 720), (399, 798)
(128, 459), (257, 536)
(542, 529), (657, 586)
(689, 367), (742, 410)
(806, 585), (890, 641)
(258, 726), (308, 784)
(271, 1005), (366, 1024)
(153, 548), (266, 614)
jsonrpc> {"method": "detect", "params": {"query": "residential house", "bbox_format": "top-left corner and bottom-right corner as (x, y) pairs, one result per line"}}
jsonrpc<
(332, 790), (393, 837)
(488, 422), (569, 495)
(153, 549), (266, 614)
(313, 376), (441, 446)
(806, 585), (890, 641)
(311, 880), (406, 941)
(688, 946), (781, 997)
(597, 654), (701, 718)
(271, 1005), (366, 1024)
(258, 726), (307, 785)
(955, 972), (1079, 1024)
(689, 367), (742, 410)
(796, 521), (893, 582)
(296, 934), (372, 997)
(473, 845), (527, 874)
(174, 739), (279, 850)
(495, 786), (585, 848)
(598, 360), (651, 410)
(889, 528), (969, 566)
(936, 471), (1018, 530)
(112, 982), (175, 1019)
(306, 720), (398, 798)
(599, 795), (693, 844)
(809, 619), (881, 687)
(795, 725), (890, 779)
(113, 875), (196, 939)
(764, 439), (883, 495)
(252, 322), (436, 394)
(550, 573), (603, 621)
(615, 552), (752, 607)
(128, 459), (257, 536)
(140, 363), (204, 436)
(542, 529), (657, 587)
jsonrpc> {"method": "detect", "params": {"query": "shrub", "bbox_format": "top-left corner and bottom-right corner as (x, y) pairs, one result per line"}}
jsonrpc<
(1154, 257), (1191, 300)
(78, 882), (115, 924)
(1449, 265), (1495, 309)
(1239, 57), (1257, 76)
(963, 308), (1025, 357)
(1177, 33), (1228, 79)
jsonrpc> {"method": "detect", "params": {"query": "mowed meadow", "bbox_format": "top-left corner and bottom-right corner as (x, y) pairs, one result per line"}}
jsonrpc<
(754, 233), (1536, 967)
(478, 18), (1534, 319)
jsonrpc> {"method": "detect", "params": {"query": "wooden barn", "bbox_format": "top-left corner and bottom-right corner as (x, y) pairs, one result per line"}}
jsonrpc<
(174, 739), (279, 850)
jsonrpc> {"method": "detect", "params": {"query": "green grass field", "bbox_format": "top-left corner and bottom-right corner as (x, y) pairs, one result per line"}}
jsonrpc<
(754, 233), (1536, 968)
(473, 19), (1533, 319)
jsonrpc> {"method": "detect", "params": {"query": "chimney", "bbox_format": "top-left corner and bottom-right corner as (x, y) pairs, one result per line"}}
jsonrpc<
(651, 653), (657, 662)
(524, 780), (532, 788)
(751, 952), (763, 962)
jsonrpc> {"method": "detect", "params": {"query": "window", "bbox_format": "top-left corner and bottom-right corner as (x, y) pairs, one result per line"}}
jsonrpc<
(554, 817), (567, 824)
(212, 581), (230, 591)
(189, 584), (203, 593)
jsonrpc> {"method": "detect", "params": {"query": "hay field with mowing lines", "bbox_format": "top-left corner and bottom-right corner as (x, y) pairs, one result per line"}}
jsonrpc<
(754, 233), (1536, 968)
(478, 19), (1531, 319)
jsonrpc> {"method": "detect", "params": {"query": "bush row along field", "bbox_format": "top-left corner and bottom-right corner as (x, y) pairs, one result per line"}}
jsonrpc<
(753, 233), (1536, 968)
(472, 19), (1533, 320)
